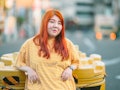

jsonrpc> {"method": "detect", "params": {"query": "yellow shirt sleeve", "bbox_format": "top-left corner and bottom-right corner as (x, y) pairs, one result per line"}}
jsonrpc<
(14, 39), (30, 68)
(66, 38), (80, 67)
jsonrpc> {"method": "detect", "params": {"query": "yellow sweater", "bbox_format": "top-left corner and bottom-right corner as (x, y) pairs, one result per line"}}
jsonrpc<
(15, 37), (79, 90)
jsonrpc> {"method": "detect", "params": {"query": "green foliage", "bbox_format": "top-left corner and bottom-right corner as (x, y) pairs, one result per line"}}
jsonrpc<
(17, 16), (25, 26)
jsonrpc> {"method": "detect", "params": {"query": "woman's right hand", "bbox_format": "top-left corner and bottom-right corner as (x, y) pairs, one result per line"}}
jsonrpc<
(17, 66), (40, 84)
(26, 68), (40, 84)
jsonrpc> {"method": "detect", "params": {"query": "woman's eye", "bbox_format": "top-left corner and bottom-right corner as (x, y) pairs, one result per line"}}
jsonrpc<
(58, 22), (62, 25)
(49, 20), (54, 23)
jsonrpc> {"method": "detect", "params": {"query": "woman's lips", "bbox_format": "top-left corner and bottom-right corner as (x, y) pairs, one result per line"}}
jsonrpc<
(52, 30), (57, 33)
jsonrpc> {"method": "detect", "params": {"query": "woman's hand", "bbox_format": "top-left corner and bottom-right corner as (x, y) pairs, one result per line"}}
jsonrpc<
(26, 68), (40, 84)
(61, 67), (72, 81)
(17, 66), (40, 84)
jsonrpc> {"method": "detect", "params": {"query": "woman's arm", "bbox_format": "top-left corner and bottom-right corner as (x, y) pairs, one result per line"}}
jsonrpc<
(16, 66), (40, 84)
(61, 65), (77, 81)
(61, 39), (80, 81)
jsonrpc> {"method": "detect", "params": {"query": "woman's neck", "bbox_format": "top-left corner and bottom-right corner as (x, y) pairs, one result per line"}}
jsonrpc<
(48, 36), (55, 41)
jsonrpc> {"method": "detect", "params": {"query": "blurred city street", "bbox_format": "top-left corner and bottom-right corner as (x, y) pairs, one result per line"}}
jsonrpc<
(66, 30), (120, 90)
(0, 30), (120, 90)
(1, 0), (120, 90)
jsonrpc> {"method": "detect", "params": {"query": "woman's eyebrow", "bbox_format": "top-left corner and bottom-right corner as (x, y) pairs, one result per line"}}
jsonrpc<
(49, 18), (61, 22)
(49, 19), (55, 21)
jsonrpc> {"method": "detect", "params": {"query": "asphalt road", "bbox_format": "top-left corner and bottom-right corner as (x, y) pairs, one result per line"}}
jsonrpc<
(66, 30), (120, 90)
(0, 30), (120, 90)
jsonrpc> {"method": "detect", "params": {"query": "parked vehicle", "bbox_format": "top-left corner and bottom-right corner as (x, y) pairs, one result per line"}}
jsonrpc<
(94, 15), (118, 40)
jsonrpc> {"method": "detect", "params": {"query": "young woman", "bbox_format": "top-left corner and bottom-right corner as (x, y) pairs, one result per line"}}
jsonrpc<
(15, 9), (80, 90)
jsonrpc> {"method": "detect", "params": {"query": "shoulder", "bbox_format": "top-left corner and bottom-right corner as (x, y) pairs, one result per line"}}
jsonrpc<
(19, 37), (35, 52)
(65, 38), (79, 51)
(21, 37), (34, 48)
(65, 38), (74, 47)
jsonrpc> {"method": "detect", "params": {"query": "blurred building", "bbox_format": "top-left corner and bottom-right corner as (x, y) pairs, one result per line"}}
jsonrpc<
(51, 0), (120, 33)
(1, 0), (120, 43)
(50, 0), (95, 30)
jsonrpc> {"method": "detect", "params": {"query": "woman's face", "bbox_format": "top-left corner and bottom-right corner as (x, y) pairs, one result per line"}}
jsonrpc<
(47, 15), (62, 38)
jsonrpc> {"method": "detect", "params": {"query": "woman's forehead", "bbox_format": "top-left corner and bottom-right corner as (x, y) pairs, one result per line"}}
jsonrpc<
(50, 15), (61, 21)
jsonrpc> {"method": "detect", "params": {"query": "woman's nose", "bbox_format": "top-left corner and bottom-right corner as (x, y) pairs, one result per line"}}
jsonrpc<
(53, 22), (58, 27)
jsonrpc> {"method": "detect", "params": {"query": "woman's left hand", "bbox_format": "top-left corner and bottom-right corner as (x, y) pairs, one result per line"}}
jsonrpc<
(61, 67), (72, 81)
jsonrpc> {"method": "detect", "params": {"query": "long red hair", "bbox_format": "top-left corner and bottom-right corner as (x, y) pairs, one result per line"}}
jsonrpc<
(33, 9), (69, 60)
